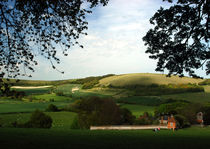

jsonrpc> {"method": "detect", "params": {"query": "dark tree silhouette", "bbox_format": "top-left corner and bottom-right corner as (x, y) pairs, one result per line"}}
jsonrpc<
(143, 0), (210, 77)
(0, 0), (108, 79)
(0, 0), (108, 95)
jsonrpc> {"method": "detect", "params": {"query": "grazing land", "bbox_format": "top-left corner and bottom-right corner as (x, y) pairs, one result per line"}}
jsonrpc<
(0, 127), (210, 149)
(0, 73), (210, 149)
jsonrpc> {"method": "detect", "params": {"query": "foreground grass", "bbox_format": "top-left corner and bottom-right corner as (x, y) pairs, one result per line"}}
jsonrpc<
(0, 127), (210, 149)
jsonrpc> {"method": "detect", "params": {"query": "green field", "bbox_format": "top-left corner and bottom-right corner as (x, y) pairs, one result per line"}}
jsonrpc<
(14, 87), (52, 95)
(0, 112), (76, 128)
(33, 93), (73, 102)
(1, 73), (210, 149)
(161, 92), (210, 103)
(0, 99), (70, 113)
(121, 104), (155, 116)
(0, 127), (210, 149)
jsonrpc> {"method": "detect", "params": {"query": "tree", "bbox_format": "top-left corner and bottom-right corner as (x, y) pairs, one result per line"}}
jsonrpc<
(143, 0), (209, 77)
(73, 96), (134, 129)
(0, 0), (109, 79)
(0, 0), (109, 96)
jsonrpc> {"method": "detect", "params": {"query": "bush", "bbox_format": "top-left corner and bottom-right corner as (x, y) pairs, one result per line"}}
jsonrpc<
(46, 104), (59, 112)
(82, 79), (99, 89)
(174, 114), (190, 128)
(119, 108), (136, 125)
(55, 91), (64, 96)
(134, 112), (153, 125)
(70, 116), (80, 129)
(24, 110), (52, 128)
(203, 107), (210, 125)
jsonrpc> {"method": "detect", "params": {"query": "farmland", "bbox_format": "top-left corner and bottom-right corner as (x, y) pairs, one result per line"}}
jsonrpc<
(0, 73), (210, 148)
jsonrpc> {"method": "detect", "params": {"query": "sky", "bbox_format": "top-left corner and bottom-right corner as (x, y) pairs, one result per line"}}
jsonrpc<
(22, 0), (208, 80)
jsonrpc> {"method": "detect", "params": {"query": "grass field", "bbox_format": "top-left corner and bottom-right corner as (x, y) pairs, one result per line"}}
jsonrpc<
(116, 96), (162, 106)
(161, 92), (210, 103)
(120, 104), (155, 117)
(33, 93), (73, 102)
(99, 73), (203, 87)
(0, 127), (210, 149)
(0, 112), (76, 128)
(0, 100), (70, 113)
(13, 87), (52, 95)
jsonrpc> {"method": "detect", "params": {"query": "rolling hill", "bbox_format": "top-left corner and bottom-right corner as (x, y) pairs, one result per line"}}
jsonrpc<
(99, 73), (204, 87)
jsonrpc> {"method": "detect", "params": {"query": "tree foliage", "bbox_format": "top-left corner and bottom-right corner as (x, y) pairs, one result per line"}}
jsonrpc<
(0, 0), (108, 79)
(72, 96), (135, 129)
(143, 0), (210, 77)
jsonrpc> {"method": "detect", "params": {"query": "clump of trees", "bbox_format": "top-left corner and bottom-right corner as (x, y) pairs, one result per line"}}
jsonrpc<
(70, 96), (135, 129)
(109, 83), (204, 96)
(71, 74), (115, 89)
(134, 112), (158, 125)
(46, 104), (59, 112)
(12, 110), (53, 128)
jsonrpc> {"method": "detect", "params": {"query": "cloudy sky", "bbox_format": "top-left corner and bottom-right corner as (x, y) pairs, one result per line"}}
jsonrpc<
(24, 0), (207, 80)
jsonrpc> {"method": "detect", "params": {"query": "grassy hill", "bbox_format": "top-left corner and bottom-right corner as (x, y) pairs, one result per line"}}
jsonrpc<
(99, 73), (204, 87)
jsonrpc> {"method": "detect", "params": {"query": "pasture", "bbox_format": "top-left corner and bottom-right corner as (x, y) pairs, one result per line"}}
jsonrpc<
(121, 104), (155, 116)
(0, 112), (76, 128)
(0, 127), (210, 149)
(0, 99), (70, 113)
(99, 73), (203, 87)
(1, 73), (210, 149)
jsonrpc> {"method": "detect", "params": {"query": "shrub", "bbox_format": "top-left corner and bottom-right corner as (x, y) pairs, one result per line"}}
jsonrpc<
(134, 112), (153, 125)
(26, 110), (52, 128)
(174, 114), (190, 128)
(55, 91), (64, 96)
(70, 116), (80, 129)
(119, 108), (136, 125)
(203, 107), (210, 125)
(82, 79), (99, 89)
(49, 98), (55, 102)
(46, 104), (59, 112)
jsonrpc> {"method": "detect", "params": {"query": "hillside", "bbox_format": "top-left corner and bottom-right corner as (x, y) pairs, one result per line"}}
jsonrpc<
(99, 73), (204, 87)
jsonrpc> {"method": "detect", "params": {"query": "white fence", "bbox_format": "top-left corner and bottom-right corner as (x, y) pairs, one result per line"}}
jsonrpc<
(90, 125), (168, 130)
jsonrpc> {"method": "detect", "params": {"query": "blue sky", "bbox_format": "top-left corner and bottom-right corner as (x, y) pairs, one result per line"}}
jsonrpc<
(23, 0), (208, 80)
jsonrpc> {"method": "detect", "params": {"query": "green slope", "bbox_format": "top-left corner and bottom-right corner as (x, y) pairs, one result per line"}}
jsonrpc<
(99, 73), (204, 87)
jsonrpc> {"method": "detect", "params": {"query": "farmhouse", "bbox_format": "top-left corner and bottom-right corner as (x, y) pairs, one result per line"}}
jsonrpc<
(167, 115), (176, 130)
(160, 115), (176, 130)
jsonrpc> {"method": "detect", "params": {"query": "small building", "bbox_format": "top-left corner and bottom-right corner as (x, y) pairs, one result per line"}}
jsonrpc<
(159, 115), (176, 130)
(167, 115), (176, 130)
(196, 112), (203, 124)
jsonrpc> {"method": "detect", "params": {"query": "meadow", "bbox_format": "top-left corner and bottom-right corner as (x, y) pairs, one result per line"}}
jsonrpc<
(0, 127), (210, 149)
(0, 73), (210, 149)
